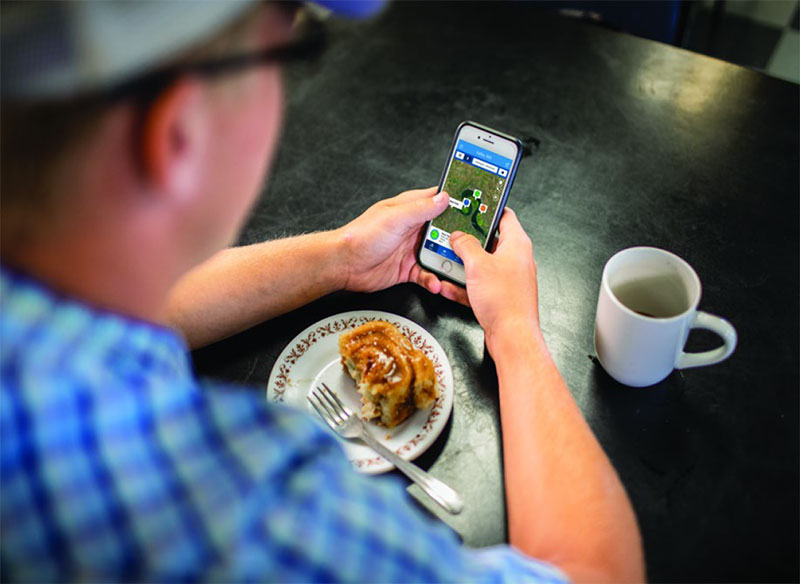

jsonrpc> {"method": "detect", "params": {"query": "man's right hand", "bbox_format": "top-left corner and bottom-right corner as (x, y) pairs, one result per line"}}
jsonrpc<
(447, 208), (541, 352)
(451, 208), (646, 582)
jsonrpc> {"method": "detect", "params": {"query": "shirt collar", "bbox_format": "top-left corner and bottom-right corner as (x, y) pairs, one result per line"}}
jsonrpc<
(0, 263), (191, 381)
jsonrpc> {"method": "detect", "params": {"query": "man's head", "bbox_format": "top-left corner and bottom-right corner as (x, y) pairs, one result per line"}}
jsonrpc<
(2, 2), (298, 267)
(0, 0), (383, 311)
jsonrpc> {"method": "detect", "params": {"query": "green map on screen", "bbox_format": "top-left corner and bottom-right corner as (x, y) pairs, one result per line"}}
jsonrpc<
(434, 158), (507, 245)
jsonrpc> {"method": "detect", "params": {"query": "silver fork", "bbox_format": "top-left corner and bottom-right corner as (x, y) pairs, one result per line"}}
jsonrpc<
(308, 383), (463, 515)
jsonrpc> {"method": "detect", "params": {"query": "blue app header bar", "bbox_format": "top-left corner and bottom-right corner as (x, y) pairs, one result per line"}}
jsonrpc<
(455, 140), (513, 170)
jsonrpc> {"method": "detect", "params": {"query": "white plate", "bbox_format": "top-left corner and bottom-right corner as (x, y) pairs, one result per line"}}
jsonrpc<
(266, 310), (454, 474)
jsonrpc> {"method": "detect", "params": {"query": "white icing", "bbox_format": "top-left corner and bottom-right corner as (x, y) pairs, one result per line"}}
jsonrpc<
(376, 351), (394, 368)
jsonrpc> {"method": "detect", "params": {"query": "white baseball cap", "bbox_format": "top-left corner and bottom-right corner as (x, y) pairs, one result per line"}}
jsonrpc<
(1, 0), (386, 101)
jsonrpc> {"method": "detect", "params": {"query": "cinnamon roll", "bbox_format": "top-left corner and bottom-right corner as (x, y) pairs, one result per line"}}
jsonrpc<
(339, 321), (437, 428)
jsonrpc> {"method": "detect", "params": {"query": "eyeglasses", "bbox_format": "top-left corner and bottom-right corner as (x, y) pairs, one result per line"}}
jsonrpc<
(106, 8), (327, 102)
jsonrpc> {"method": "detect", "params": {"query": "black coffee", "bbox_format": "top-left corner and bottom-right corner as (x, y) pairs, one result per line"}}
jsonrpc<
(633, 310), (657, 318)
(612, 275), (689, 319)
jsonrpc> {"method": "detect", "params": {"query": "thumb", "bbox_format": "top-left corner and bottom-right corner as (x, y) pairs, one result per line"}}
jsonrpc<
(398, 190), (450, 227)
(450, 231), (486, 269)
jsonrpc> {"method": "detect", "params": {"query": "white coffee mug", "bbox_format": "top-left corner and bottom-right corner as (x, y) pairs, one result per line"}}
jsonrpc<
(594, 247), (737, 387)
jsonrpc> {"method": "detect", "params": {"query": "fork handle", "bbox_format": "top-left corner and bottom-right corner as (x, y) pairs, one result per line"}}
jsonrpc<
(359, 429), (464, 515)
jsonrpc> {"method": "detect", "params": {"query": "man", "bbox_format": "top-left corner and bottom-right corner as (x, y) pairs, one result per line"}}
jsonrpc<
(1, 1), (644, 582)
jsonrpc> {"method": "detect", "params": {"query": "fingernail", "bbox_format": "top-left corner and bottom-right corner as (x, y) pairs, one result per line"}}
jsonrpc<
(433, 193), (443, 204)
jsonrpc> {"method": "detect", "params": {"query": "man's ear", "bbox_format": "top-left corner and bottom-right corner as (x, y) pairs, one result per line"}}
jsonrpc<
(140, 79), (208, 200)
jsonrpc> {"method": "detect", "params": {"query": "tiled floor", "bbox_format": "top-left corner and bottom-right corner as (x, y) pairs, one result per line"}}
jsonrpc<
(685, 0), (799, 83)
(767, 27), (800, 82)
(544, 1), (799, 83)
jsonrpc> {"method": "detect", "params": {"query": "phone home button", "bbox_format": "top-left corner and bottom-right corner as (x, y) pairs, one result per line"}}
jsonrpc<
(441, 260), (453, 274)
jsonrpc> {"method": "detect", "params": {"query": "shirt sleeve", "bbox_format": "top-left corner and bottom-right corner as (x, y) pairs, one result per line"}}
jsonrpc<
(219, 402), (570, 584)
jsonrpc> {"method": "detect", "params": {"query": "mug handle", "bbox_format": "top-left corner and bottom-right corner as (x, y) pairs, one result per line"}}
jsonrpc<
(676, 311), (738, 369)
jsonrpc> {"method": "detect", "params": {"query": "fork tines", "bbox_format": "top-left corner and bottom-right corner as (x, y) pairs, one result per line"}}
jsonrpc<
(307, 382), (353, 427)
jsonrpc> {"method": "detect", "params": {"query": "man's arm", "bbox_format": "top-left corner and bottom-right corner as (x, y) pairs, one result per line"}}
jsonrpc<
(164, 231), (345, 348)
(450, 211), (645, 583)
(165, 187), (450, 348)
(493, 330), (644, 582)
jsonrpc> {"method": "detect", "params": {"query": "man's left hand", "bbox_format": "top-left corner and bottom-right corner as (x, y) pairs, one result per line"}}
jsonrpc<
(336, 187), (453, 295)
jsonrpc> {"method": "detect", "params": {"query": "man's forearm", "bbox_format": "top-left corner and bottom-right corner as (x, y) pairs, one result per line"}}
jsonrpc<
(164, 231), (347, 348)
(491, 327), (644, 582)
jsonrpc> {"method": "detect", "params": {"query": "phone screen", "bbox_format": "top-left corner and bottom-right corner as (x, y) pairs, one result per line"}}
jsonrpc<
(422, 138), (514, 266)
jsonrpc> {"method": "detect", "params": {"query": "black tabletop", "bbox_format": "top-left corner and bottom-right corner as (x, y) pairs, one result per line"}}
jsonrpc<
(193, 2), (800, 581)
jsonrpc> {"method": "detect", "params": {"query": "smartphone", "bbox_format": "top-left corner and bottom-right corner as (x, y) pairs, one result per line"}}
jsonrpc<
(417, 121), (522, 286)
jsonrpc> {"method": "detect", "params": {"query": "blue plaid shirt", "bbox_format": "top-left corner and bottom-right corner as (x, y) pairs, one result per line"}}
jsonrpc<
(0, 265), (568, 583)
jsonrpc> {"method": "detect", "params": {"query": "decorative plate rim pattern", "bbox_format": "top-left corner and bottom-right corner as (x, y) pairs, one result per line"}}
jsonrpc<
(266, 310), (454, 473)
